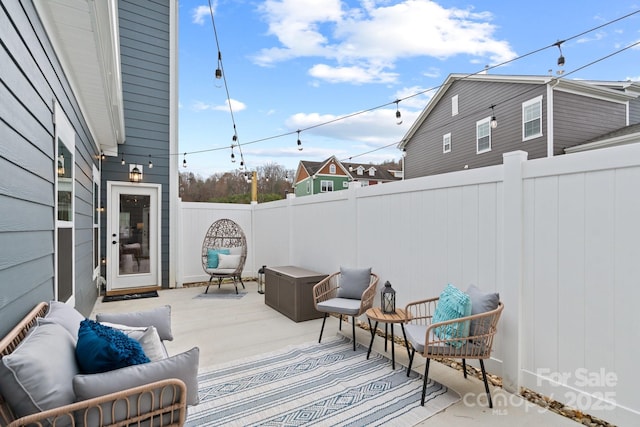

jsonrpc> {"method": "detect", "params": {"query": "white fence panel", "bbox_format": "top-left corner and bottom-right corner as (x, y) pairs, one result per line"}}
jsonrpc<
(176, 144), (640, 425)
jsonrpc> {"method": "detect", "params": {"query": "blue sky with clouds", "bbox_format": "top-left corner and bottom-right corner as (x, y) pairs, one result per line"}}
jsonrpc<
(178, 0), (640, 178)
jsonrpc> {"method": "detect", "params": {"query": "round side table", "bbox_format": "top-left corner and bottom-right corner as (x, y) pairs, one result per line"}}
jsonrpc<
(365, 307), (411, 370)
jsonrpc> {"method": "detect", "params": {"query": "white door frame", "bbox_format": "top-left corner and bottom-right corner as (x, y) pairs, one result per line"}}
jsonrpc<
(106, 181), (162, 293)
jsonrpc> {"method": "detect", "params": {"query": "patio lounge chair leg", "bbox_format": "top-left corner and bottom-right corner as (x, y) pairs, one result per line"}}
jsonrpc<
(217, 277), (223, 289)
(407, 348), (415, 377)
(239, 276), (246, 289)
(205, 276), (214, 293)
(479, 359), (493, 408)
(421, 358), (430, 406)
(319, 313), (328, 343)
(351, 316), (356, 351)
(462, 358), (467, 378)
(339, 316), (342, 331)
(232, 278), (238, 294)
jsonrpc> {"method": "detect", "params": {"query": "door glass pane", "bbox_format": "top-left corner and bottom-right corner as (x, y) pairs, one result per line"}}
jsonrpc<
(119, 194), (151, 275)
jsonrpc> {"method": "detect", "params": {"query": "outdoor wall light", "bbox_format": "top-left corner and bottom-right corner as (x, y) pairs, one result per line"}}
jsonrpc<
(129, 164), (143, 182)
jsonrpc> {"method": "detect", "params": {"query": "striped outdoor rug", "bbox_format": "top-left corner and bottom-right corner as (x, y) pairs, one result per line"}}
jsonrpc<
(186, 336), (459, 426)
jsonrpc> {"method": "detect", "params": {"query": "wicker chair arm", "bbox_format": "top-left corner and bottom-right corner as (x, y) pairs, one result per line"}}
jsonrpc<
(7, 378), (187, 427)
(421, 302), (504, 359)
(405, 297), (439, 324)
(358, 273), (379, 315)
(312, 272), (340, 307)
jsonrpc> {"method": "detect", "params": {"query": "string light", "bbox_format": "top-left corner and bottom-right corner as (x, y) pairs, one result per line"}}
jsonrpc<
(296, 130), (303, 151)
(395, 100), (403, 125)
(490, 105), (498, 129)
(215, 51), (222, 79)
(171, 10), (638, 167)
(121, 155), (125, 166)
(230, 145), (236, 163)
(148, 154), (153, 169)
(183, 153), (187, 168)
(554, 40), (566, 67)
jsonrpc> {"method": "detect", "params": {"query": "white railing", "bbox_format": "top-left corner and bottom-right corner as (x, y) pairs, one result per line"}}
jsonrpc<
(177, 145), (640, 425)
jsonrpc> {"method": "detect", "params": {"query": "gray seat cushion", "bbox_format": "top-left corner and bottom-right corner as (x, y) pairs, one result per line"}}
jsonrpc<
(405, 323), (487, 356)
(317, 298), (362, 316)
(0, 322), (78, 420)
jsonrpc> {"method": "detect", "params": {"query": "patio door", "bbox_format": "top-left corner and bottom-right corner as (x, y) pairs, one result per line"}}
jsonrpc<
(106, 182), (161, 293)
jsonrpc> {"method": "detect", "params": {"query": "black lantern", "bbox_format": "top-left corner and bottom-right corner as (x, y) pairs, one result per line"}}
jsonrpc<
(257, 265), (266, 294)
(381, 281), (396, 314)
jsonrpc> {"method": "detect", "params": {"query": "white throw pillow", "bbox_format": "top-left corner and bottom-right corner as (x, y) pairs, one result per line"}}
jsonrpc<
(99, 322), (167, 361)
(217, 253), (241, 269)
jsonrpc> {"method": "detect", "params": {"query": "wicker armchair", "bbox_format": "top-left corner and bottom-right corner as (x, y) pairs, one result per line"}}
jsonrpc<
(404, 297), (504, 407)
(201, 218), (247, 294)
(0, 303), (187, 426)
(313, 270), (379, 351)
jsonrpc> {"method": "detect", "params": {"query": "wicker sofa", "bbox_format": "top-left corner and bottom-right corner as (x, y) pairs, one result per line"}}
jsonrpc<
(0, 301), (199, 426)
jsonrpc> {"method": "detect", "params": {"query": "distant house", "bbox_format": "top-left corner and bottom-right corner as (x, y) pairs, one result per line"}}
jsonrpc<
(293, 156), (400, 197)
(0, 0), (177, 335)
(399, 73), (640, 179)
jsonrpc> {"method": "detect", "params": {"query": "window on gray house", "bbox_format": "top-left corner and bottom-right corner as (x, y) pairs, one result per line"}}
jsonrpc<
(523, 96), (543, 140)
(443, 133), (451, 153)
(476, 117), (491, 153)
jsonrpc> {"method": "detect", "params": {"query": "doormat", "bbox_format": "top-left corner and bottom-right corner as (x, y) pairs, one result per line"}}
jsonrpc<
(193, 291), (247, 300)
(102, 291), (159, 303)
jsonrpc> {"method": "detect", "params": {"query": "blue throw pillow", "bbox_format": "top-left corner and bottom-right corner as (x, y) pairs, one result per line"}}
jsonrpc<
(207, 248), (230, 268)
(432, 284), (472, 347)
(76, 319), (150, 374)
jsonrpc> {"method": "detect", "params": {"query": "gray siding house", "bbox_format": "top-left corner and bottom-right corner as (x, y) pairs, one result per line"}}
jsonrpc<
(400, 74), (640, 179)
(0, 0), (178, 337)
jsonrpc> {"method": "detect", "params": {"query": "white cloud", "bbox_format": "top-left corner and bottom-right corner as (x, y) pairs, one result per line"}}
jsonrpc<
(192, 99), (246, 112)
(284, 107), (420, 147)
(576, 31), (606, 44)
(192, 3), (216, 25)
(308, 63), (398, 84)
(253, 0), (516, 83)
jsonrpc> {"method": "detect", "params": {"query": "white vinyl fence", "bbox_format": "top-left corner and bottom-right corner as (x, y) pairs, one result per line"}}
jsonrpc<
(177, 146), (640, 425)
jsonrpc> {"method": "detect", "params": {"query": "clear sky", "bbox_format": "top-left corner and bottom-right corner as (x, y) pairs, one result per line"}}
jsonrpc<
(177, 0), (640, 178)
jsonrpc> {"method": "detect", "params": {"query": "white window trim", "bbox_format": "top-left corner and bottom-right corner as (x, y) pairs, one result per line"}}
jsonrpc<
(329, 164), (336, 174)
(320, 180), (333, 192)
(92, 164), (100, 280)
(443, 133), (451, 153)
(452, 95), (459, 116)
(476, 117), (492, 154)
(522, 95), (543, 141)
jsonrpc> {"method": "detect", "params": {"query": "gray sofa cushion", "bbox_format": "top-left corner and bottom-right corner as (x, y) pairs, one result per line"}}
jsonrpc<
(337, 266), (371, 299)
(38, 300), (85, 341)
(73, 346), (200, 406)
(96, 305), (173, 341)
(0, 322), (78, 420)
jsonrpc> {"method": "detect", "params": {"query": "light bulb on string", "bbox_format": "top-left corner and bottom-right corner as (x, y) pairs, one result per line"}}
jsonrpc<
(148, 154), (153, 169)
(121, 155), (125, 166)
(554, 40), (565, 67)
(183, 153), (187, 168)
(215, 52), (222, 79)
(297, 130), (303, 151)
(395, 100), (403, 125)
(490, 105), (498, 129)
(230, 145), (236, 163)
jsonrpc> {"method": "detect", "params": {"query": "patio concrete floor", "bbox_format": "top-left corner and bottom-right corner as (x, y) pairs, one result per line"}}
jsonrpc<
(91, 281), (577, 426)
